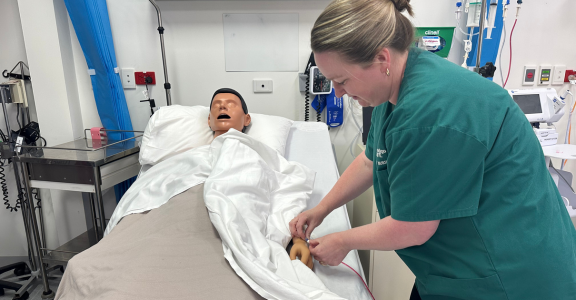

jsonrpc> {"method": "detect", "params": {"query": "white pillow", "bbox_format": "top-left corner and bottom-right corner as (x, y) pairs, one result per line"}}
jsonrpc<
(139, 105), (293, 165)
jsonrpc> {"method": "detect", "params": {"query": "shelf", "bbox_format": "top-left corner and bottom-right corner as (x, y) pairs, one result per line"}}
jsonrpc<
(43, 228), (98, 265)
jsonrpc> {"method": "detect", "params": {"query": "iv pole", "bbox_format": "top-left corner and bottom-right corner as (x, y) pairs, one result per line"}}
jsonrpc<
(474, 0), (488, 73)
(148, 0), (172, 106)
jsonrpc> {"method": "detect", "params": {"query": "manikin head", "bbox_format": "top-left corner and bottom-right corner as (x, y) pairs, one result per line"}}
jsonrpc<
(208, 88), (251, 138)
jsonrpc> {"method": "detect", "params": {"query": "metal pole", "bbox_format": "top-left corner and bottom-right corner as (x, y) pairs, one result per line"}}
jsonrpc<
(18, 184), (38, 271)
(149, 0), (172, 106)
(35, 190), (48, 256)
(20, 161), (53, 297)
(1, 87), (38, 270)
(93, 167), (107, 238)
(88, 193), (99, 241)
(20, 197), (38, 270)
(475, 0), (488, 72)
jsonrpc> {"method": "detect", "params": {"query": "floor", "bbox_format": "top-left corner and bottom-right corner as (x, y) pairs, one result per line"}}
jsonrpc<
(0, 257), (61, 300)
(0, 278), (60, 300)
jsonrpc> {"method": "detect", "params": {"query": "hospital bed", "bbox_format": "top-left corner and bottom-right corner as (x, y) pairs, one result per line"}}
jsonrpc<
(55, 121), (371, 300)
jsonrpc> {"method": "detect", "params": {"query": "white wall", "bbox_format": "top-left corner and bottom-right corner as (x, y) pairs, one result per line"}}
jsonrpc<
(0, 0), (29, 257)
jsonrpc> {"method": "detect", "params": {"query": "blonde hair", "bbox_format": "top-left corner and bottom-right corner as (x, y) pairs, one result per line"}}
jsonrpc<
(311, 0), (414, 65)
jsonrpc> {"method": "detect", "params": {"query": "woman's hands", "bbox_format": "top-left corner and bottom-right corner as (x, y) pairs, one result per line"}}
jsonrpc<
(289, 203), (330, 240)
(309, 232), (350, 266)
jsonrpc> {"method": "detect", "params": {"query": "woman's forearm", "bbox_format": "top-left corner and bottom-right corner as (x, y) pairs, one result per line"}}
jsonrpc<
(341, 216), (440, 251)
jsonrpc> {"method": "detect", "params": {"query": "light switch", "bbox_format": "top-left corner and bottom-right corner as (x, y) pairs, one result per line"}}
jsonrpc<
(253, 79), (273, 93)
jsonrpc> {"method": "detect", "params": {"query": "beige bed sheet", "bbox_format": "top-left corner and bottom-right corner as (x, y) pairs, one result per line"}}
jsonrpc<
(55, 184), (263, 300)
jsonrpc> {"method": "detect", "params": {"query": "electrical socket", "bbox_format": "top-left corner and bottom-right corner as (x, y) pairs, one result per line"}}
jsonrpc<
(121, 68), (136, 89)
(552, 65), (566, 85)
(253, 79), (273, 93)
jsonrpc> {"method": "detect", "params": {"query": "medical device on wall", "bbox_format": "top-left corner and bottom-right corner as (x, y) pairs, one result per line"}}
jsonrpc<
(0, 79), (28, 107)
(309, 66), (332, 95)
(509, 88), (564, 124)
(299, 53), (327, 122)
(140, 75), (156, 116)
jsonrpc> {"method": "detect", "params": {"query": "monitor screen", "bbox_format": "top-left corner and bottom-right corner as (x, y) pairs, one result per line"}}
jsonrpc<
(513, 94), (542, 114)
(312, 68), (332, 94)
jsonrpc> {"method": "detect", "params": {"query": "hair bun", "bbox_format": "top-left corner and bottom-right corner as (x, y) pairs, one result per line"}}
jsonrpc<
(390, 0), (413, 16)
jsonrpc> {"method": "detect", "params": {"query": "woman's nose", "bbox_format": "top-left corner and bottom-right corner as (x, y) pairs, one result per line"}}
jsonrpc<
(334, 85), (346, 98)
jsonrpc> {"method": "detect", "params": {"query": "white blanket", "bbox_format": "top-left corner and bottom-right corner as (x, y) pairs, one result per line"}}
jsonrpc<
(105, 130), (345, 300)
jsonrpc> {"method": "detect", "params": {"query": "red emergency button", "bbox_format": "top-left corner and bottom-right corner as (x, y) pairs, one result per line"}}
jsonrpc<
(527, 72), (534, 79)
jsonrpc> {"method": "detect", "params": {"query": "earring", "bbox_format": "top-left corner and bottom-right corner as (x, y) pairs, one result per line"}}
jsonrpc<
(386, 68), (390, 76)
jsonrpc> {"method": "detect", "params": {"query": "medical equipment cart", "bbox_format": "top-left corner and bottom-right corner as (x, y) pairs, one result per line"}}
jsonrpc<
(15, 131), (142, 298)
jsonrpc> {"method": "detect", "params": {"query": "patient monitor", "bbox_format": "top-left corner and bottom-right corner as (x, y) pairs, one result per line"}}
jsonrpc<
(509, 88), (565, 124)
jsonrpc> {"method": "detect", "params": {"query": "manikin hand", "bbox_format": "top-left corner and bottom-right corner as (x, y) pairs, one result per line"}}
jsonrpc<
(289, 237), (314, 270)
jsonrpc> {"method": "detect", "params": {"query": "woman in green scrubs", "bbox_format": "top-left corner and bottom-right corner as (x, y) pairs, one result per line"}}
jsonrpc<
(289, 0), (576, 299)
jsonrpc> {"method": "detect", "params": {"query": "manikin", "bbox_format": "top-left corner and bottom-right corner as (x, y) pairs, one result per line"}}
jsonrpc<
(208, 88), (314, 270)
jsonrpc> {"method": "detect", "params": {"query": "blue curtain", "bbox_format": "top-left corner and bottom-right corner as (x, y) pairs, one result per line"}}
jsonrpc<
(64, 0), (136, 201)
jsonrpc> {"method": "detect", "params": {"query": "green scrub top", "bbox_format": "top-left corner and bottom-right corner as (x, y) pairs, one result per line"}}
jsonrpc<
(365, 48), (576, 300)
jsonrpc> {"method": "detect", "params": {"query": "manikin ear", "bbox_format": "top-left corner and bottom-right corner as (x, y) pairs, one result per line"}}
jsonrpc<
(373, 47), (391, 74)
(244, 113), (251, 127)
(207, 115), (211, 128)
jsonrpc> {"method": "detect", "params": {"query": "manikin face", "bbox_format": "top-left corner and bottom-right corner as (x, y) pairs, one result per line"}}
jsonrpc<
(208, 93), (251, 134)
(314, 51), (392, 107)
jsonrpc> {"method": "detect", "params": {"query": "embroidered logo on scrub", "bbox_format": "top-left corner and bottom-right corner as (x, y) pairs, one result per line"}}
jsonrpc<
(376, 149), (387, 166)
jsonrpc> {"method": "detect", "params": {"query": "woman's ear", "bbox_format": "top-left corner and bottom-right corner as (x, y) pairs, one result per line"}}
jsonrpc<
(374, 47), (391, 74)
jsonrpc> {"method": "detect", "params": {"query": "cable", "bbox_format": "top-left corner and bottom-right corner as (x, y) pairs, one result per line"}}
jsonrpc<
(455, 18), (480, 37)
(16, 104), (22, 130)
(305, 73), (310, 122)
(562, 89), (575, 168)
(0, 159), (17, 212)
(32, 188), (41, 209)
(503, 19), (518, 88)
(550, 161), (575, 193)
(341, 262), (375, 300)
(498, 21), (507, 86)
(316, 95), (322, 123)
